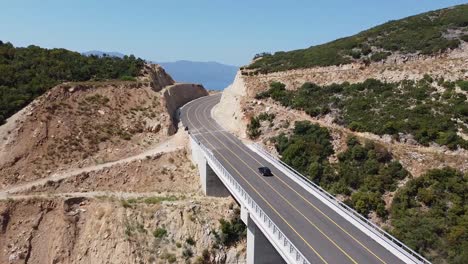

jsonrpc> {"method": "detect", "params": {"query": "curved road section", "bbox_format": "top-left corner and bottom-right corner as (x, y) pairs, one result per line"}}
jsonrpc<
(181, 94), (408, 264)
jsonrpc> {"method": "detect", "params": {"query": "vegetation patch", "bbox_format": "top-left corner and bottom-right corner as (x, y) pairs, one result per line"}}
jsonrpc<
(213, 208), (246, 247)
(259, 78), (468, 150)
(391, 168), (468, 263)
(247, 4), (468, 73)
(247, 112), (276, 139)
(273, 122), (407, 218)
(0, 41), (144, 124)
(153, 227), (168, 239)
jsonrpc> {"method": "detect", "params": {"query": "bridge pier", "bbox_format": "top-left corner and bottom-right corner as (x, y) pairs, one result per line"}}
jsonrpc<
(190, 136), (230, 197)
(242, 207), (286, 264)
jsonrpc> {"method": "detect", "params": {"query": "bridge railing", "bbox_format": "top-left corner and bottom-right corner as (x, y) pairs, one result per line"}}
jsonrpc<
(191, 135), (310, 264)
(251, 143), (431, 264)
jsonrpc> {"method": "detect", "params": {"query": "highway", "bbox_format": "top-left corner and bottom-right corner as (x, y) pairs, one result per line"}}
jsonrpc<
(181, 93), (407, 264)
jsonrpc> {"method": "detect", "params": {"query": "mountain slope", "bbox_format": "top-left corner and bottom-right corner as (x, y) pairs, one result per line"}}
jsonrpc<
(247, 4), (468, 73)
(158, 60), (238, 90)
(0, 42), (144, 125)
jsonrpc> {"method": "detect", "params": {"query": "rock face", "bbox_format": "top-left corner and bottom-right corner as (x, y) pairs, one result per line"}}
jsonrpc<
(162, 83), (209, 135)
(212, 71), (248, 138)
(242, 43), (468, 96)
(0, 196), (245, 264)
(139, 64), (175, 92)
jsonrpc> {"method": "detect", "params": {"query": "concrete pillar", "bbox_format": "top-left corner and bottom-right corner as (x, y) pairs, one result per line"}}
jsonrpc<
(245, 212), (286, 264)
(199, 158), (230, 197)
(190, 137), (230, 197)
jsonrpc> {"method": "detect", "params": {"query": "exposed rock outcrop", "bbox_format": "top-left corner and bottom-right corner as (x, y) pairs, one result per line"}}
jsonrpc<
(162, 83), (209, 135)
(242, 43), (468, 96)
(139, 64), (175, 92)
(212, 71), (248, 138)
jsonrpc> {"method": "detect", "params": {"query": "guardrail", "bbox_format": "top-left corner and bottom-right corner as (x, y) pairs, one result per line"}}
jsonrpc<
(190, 135), (310, 264)
(251, 143), (430, 264)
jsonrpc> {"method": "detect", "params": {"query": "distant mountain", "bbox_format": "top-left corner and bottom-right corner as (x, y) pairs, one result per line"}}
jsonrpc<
(82, 50), (126, 58)
(82, 51), (238, 90)
(158, 60), (238, 90)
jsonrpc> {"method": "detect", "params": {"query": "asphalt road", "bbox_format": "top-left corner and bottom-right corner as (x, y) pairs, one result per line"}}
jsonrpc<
(181, 94), (407, 264)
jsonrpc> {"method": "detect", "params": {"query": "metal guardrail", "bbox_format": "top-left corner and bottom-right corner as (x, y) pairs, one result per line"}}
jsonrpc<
(191, 135), (310, 264)
(252, 143), (431, 264)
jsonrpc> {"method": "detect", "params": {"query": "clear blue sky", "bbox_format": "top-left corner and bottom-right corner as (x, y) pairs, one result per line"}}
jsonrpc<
(1, 0), (467, 66)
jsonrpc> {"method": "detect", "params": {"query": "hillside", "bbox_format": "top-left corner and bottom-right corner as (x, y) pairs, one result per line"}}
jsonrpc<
(214, 5), (468, 263)
(247, 4), (468, 73)
(0, 42), (145, 125)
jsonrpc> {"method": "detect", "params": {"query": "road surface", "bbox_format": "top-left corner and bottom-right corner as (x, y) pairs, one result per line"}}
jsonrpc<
(181, 94), (407, 264)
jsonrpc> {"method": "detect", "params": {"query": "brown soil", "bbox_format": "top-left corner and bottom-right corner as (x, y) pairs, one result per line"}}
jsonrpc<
(22, 149), (199, 195)
(0, 81), (172, 189)
(0, 195), (244, 264)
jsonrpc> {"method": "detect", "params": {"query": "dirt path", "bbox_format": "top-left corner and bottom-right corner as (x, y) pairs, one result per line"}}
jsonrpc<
(0, 190), (222, 202)
(0, 130), (187, 199)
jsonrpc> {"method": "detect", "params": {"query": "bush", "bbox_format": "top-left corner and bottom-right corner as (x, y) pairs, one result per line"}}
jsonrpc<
(461, 34), (468, 42)
(213, 209), (246, 247)
(247, 116), (261, 139)
(153, 227), (167, 238)
(274, 121), (333, 174)
(182, 248), (194, 259)
(391, 168), (468, 263)
(119, 75), (136, 81)
(457, 80), (468, 91)
(186, 236), (196, 246)
(370, 52), (391, 62)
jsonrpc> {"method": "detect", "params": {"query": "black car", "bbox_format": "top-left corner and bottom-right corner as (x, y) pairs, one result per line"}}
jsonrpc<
(258, 167), (272, 176)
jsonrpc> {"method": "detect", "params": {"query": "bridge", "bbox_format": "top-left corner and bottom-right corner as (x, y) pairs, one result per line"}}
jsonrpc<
(180, 94), (430, 264)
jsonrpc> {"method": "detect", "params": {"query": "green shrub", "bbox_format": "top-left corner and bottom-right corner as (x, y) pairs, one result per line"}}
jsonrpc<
(273, 121), (333, 174)
(456, 80), (468, 91)
(391, 167), (468, 263)
(370, 52), (391, 62)
(153, 227), (167, 238)
(119, 75), (136, 81)
(350, 191), (387, 218)
(186, 236), (196, 246)
(247, 116), (261, 139)
(182, 248), (194, 259)
(120, 199), (132, 208)
(213, 208), (246, 247)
